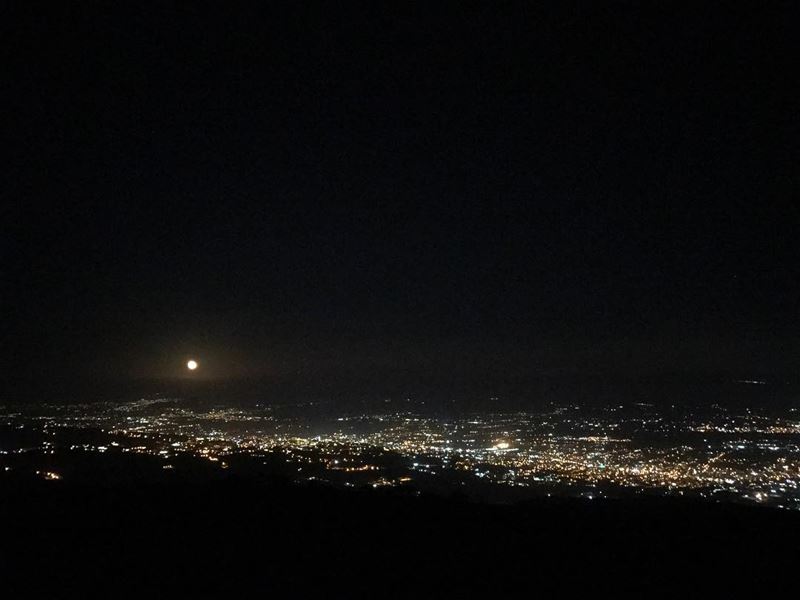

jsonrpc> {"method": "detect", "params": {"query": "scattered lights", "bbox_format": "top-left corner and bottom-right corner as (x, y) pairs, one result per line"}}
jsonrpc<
(3, 399), (800, 510)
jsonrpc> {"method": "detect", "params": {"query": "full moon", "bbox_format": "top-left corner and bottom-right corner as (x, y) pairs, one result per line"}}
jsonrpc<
(187, 360), (198, 370)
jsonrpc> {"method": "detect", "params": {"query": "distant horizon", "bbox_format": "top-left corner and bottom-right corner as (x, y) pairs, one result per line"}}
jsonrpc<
(3, 372), (797, 411)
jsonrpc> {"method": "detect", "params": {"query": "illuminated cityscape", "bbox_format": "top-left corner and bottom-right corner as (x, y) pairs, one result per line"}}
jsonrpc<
(5, 1), (800, 593)
(3, 398), (799, 510)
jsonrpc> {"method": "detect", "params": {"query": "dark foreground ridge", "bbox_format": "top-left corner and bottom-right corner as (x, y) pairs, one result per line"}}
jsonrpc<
(3, 475), (798, 596)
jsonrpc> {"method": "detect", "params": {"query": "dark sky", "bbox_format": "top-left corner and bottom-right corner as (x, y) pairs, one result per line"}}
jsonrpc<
(3, 2), (799, 402)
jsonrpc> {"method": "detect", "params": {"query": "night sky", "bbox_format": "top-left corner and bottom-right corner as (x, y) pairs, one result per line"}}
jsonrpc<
(3, 2), (798, 402)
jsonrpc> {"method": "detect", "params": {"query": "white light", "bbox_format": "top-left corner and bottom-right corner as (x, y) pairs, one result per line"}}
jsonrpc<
(187, 360), (198, 370)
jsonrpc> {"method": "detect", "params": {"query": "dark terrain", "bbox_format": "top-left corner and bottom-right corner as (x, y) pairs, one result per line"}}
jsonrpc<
(3, 469), (797, 596)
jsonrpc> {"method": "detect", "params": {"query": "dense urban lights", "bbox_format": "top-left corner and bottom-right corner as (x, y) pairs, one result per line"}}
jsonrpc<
(2, 399), (799, 510)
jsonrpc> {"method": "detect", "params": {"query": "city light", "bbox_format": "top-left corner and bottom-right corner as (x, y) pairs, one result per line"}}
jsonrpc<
(3, 399), (799, 510)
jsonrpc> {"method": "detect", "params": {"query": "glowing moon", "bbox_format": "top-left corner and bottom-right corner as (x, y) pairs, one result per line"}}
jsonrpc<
(187, 360), (198, 370)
